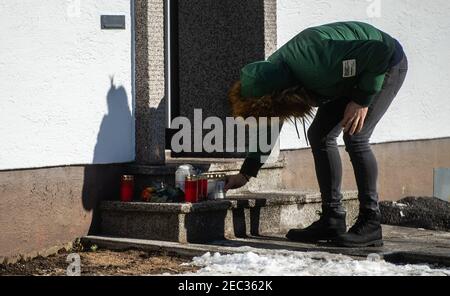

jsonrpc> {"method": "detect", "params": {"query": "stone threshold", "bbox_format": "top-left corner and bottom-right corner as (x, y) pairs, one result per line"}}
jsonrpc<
(101, 200), (237, 214)
(125, 157), (285, 175)
(228, 190), (357, 207)
(82, 225), (450, 267)
(101, 190), (356, 211)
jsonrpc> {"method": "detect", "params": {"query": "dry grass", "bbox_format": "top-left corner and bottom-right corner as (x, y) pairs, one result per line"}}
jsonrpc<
(0, 249), (198, 276)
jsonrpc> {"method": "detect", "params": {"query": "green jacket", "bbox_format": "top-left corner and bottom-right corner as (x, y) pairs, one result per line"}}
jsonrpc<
(240, 21), (399, 177)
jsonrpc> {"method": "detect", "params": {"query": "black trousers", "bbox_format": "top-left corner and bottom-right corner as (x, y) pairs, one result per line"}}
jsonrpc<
(308, 55), (408, 212)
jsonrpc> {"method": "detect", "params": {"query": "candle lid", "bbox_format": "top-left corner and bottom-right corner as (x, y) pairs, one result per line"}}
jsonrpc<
(122, 175), (134, 181)
(185, 175), (198, 181)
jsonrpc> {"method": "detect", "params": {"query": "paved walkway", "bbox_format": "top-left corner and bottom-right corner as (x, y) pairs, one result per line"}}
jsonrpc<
(83, 225), (450, 267)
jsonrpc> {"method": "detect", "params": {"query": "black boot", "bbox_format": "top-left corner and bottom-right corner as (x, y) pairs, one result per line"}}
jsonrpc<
(286, 208), (346, 243)
(334, 209), (383, 247)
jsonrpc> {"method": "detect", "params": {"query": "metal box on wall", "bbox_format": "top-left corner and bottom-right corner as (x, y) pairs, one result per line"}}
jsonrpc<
(433, 168), (450, 202)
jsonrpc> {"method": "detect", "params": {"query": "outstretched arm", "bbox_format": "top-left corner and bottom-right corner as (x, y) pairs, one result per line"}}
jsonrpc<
(225, 121), (283, 191)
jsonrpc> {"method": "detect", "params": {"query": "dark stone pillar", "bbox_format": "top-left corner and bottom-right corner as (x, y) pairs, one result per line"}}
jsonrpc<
(175, 0), (277, 156)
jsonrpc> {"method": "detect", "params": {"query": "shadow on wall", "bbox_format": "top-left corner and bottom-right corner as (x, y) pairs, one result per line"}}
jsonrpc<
(94, 77), (133, 163)
(82, 78), (134, 234)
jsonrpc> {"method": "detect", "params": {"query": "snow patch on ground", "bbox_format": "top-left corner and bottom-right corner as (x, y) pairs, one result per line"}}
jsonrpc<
(392, 202), (408, 208)
(182, 248), (450, 276)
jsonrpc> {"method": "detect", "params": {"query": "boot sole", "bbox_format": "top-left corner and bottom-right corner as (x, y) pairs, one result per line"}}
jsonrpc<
(286, 234), (342, 244)
(334, 239), (384, 248)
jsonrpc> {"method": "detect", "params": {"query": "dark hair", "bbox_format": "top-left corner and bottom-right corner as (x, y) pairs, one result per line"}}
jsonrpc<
(228, 81), (314, 122)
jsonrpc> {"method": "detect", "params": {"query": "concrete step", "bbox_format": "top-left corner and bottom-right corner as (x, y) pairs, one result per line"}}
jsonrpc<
(125, 157), (286, 197)
(208, 159), (285, 193)
(228, 190), (359, 236)
(99, 190), (359, 243)
(100, 200), (236, 244)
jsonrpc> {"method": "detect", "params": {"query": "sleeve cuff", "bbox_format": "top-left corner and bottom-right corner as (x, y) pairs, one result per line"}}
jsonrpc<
(350, 88), (376, 107)
(240, 157), (264, 178)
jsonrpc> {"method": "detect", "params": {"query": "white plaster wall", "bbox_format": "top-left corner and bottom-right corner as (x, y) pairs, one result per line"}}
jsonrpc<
(278, 0), (450, 150)
(0, 0), (134, 170)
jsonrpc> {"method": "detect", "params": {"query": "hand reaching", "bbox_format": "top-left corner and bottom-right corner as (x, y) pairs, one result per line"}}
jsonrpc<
(224, 173), (249, 192)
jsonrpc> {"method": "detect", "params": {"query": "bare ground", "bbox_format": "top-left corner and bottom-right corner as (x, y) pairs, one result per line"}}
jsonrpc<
(0, 249), (198, 276)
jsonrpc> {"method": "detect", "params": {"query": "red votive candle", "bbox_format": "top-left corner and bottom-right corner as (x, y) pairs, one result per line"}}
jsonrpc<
(184, 175), (198, 203)
(120, 175), (134, 202)
(200, 175), (208, 202)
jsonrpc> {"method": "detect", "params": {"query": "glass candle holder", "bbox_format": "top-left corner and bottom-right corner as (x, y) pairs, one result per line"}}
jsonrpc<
(120, 175), (134, 202)
(184, 175), (198, 203)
